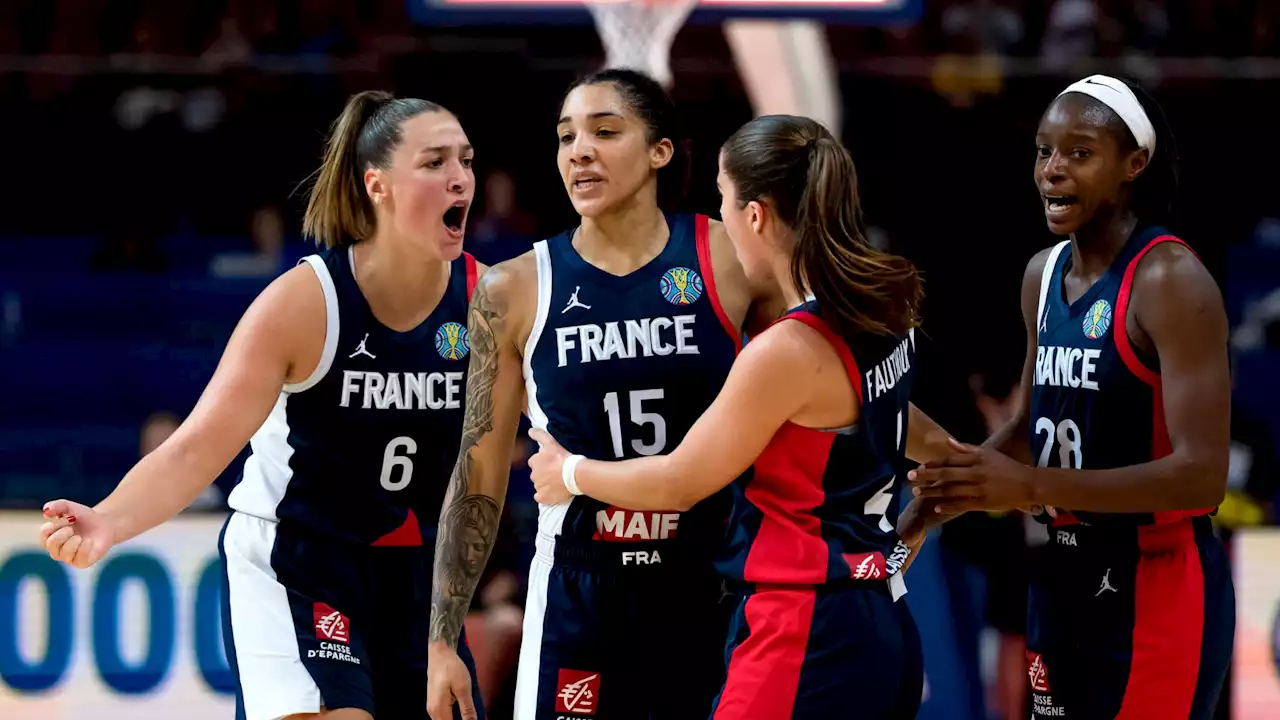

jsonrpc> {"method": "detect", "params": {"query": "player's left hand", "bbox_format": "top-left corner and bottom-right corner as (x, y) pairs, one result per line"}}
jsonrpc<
(907, 438), (1035, 514)
(528, 428), (573, 505)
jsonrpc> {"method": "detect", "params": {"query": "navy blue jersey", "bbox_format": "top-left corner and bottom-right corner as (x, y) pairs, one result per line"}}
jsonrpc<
(227, 246), (478, 545)
(1030, 226), (1213, 526)
(716, 303), (916, 589)
(523, 213), (740, 561)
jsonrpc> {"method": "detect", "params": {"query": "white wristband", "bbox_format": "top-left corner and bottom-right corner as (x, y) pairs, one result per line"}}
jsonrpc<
(562, 454), (585, 496)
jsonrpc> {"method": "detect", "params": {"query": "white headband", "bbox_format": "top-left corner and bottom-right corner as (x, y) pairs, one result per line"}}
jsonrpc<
(1057, 75), (1156, 161)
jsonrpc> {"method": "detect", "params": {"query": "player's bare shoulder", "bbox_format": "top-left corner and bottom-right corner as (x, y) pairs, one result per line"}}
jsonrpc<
(1019, 244), (1063, 327)
(704, 217), (753, 329)
(243, 260), (330, 384)
(472, 249), (539, 352)
(1130, 240), (1217, 306)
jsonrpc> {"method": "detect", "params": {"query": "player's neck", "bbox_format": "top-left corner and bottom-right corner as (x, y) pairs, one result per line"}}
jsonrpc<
(774, 258), (808, 312)
(1069, 207), (1138, 278)
(575, 195), (669, 275)
(352, 234), (452, 332)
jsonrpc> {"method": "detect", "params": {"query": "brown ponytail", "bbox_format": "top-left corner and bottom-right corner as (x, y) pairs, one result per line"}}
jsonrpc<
(792, 136), (922, 338)
(302, 90), (447, 248)
(721, 115), (922, 339)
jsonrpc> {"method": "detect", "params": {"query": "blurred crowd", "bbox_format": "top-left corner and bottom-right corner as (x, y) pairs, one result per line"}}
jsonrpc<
(2, 2), (1279, 718)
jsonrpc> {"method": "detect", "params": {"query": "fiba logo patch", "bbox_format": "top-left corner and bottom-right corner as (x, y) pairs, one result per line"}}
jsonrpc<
(1082, 299), (1113, 339)
(660, 266), (704, 305)
(435, 322), (469, 360)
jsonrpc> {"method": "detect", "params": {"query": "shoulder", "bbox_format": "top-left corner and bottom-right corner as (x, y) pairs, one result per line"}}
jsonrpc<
(1022, 243), (1062, 290)
(471, 249), (539, 342)
(231, 260), (329, 376)
(702, 218), (733, 267)
(743, 314), (840, 377)
(1130, 239), (1222, 319)
(702, 216), (760, 329)
(261, 259), (329, 319)
(477, 250), (537, 299)
(1018, 242), (1065, 318)
(1131, 239), (1210, 288)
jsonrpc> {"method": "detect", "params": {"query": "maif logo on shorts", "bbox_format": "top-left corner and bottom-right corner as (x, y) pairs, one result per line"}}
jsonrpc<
(556, 669), (600, 716)
(314, 602), (350, 643)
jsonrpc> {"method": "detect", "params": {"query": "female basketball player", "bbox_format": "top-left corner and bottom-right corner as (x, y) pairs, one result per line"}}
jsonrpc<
(426, 68), (761, 720)
(39, 91), (487, 720)
(523, 114), (941, 720)
(911, 75), (1234, 719)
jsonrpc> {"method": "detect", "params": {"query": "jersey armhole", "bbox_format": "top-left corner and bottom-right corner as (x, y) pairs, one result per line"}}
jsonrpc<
(694, 214), (744, 354)
(1114, 235), (1190, 388)
(776, 312), (864, 406)
(284, 255), (340, 394)
(1036, 241), (1070, 333)
(463, 251), (478, 300)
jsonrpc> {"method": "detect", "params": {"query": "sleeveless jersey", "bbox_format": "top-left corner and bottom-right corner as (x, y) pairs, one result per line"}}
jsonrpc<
(716, 303), (915, 597)
(227, 246), (478, 545)
(523, 213), (741, 563)
(1030, 225), (1214, 526)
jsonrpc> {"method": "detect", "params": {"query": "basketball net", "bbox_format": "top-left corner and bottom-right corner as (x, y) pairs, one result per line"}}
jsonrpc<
(587, 0), (699, 89)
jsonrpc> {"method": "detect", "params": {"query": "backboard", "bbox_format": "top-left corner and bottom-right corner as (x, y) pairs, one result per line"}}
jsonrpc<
(410, 0), (922, 26)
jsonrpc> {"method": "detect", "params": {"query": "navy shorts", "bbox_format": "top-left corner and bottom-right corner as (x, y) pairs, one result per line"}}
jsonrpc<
(1027, 515), (1234, 719)
(513, 535), (730, 720)
(710, 580), (922, 720)
(219, 512), (484, 720)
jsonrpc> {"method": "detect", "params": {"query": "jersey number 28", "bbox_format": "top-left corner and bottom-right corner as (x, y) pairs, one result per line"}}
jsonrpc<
(1035, 417), (1083, 469)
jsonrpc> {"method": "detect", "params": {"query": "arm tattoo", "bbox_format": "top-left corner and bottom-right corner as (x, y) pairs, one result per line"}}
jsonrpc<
(430, 279), (505, 648)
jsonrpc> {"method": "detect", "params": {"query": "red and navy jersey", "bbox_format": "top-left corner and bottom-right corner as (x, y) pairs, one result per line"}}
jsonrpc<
(1030, 225), (1215, 526)
(716, 302), (916, 588)
(227, 246), (478, 546)
(523, 214), (742, 565)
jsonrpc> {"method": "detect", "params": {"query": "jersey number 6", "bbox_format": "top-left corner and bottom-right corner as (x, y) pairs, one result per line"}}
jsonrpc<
(603, 389), (667, 458)
(380, 436), (417, 491)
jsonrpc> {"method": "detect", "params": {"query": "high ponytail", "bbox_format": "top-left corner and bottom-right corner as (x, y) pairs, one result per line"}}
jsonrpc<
(303, 90), (447, 248)
(722, 115), (922, 339)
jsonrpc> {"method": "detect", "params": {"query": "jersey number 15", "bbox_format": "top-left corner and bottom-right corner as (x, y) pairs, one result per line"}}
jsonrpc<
(603, 390), (666, 458)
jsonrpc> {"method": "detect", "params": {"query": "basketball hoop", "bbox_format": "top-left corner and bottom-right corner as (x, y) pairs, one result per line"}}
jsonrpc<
(586, 0), (699, 89)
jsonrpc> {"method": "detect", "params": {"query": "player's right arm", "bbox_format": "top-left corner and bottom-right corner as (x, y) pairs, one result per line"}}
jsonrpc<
(982, 248), (1053, 463)
(427, 255), (531, 720)
(39, 264), (326, 568)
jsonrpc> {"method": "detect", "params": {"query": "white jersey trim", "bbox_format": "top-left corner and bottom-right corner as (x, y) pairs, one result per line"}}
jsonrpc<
(284, 254), (340, 394)
(1037, 241), (1070, 334)
(522, 241), (553, 431)
(226, 393), (296, 520)
(522, 241), (572, 538)
(222, 512), (323, 719)
(514, 241), (573, 717)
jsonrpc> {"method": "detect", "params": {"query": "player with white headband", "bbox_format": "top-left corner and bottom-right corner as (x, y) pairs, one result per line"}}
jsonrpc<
(909, 75), (1235, 719)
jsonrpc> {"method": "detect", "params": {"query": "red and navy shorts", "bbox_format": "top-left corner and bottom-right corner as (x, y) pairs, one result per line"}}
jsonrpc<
(710, 579), (923, 720)
(1026, 515), (1234, 719)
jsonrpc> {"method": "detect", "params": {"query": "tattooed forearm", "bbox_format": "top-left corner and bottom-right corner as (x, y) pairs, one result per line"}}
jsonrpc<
(430, 274), (512, 648)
